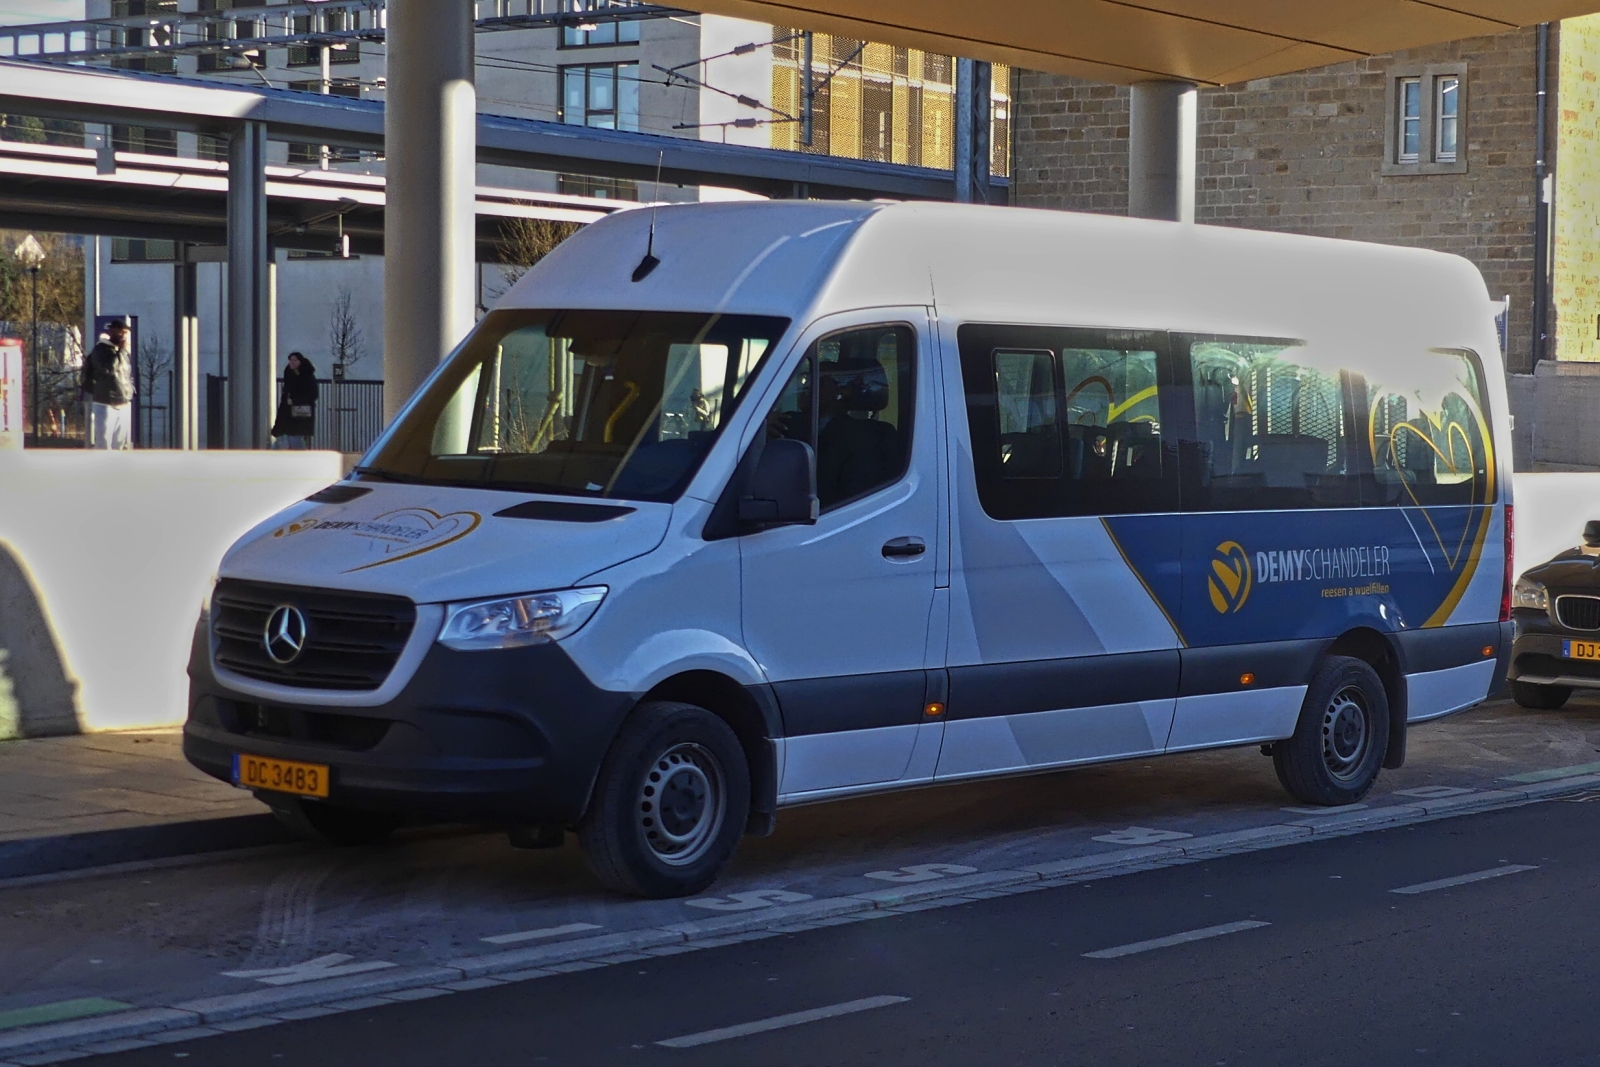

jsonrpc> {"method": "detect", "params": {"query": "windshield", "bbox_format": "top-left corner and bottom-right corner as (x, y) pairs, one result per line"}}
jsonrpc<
(361, 309), (789, 500)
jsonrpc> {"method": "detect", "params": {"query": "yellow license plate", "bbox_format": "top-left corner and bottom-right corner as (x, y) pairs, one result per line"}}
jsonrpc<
(1563, 640), (1600, 662)
(233, 753), (329, 798)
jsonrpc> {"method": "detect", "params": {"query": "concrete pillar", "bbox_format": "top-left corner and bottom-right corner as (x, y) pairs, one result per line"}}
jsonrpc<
(954, 58), (992, 204)
(226, 120), (269, 448)
(384, 2), (476, 424)
(172, 257), (199, 450)
(1128, 80), (1197, 223)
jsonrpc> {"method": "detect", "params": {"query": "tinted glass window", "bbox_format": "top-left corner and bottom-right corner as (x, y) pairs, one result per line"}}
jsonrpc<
(362, 309), (787, 501)
(764, 325), (916, 512)
(1182, 336), (1362, 511)
(961, 325), (1176, 520)
(1365, 348), (1493, 506)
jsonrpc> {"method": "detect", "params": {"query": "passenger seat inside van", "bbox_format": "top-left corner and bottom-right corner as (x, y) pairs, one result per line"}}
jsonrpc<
(816, 356), (903, 507)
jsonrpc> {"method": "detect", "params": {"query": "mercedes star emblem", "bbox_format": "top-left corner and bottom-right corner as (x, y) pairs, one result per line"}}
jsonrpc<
(264, 604), (308, 665)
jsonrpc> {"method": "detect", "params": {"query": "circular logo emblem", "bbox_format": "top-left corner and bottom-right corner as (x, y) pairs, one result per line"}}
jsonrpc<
(263, 604), (308, 664)
(1208, 541), (1253, 614)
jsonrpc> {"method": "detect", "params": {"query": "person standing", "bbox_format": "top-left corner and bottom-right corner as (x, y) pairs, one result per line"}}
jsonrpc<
(271, 352), (319, 449)
(81, 317), (135, 450)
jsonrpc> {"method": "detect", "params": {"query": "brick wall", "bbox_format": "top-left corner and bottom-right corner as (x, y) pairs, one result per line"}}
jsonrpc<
(1012, 29), (1551, 373)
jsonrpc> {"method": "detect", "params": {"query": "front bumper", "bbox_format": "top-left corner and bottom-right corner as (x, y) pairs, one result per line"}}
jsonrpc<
(1508, 612), (1600, 691)
(184, 619), (637, 825)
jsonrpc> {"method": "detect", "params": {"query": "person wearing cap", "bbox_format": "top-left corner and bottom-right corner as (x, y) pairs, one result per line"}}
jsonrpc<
(82, 317), (135, 450)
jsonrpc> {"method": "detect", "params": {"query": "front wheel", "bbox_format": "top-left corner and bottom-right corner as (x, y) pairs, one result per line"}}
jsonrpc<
(1274, 656), (1390, 806)
(578, 701), (750, 898)
(1511, 679), (1571, 711)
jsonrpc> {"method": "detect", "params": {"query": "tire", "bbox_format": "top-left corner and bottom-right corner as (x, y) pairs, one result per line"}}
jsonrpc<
(1511, 679), (1572, 711)
(578, 701), (750, 899)
(1273, 656), (1390, 806)
(264, 794), (402, 846)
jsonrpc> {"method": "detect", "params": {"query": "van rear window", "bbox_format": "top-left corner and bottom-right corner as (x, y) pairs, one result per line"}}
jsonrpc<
(359, 309), (789, 501)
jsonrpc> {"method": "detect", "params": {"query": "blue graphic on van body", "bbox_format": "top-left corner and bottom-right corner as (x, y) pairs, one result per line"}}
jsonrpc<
(1104, 503), (1494, 647)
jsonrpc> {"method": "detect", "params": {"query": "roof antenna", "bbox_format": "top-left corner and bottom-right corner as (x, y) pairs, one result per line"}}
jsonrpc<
(631, 150), (664, 282)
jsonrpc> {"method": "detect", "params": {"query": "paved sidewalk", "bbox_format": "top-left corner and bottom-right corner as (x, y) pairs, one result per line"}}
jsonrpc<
(0, 730), (283, 878)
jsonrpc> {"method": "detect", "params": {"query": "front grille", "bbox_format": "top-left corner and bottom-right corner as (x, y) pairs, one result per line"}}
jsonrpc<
(1557, 595), (1600, 632)
(212, 579), (416, 690)
(218, 700), (393, 751)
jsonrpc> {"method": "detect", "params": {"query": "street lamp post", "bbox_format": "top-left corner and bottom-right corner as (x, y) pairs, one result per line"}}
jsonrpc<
(15, 235), (46, 443)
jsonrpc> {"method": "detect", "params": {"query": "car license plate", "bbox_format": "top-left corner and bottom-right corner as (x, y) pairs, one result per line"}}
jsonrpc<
(233, 753), (329, 798)
(1563, 639), (1600, 661)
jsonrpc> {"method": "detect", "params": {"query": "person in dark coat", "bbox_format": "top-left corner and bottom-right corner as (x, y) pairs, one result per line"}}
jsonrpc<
(271, 352), (318, 449)
(82, 317), (135, 449)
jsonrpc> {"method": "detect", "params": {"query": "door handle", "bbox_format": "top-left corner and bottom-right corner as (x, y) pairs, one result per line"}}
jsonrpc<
(882, 536), (926, 559)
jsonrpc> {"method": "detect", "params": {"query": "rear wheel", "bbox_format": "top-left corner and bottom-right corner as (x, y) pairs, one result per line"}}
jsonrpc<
(1511, 679), (1572, 710)
(578, 701), (749, 898)
(263, 794), (402, 846)
(1274, 656), (1390, 806)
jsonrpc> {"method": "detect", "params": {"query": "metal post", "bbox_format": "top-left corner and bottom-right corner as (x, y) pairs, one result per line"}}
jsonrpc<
(801, 30), (813, 148)
(954, 59), (992, 204)
(226, 119), (269, 448)
(319, 43), (331, 170)
(172, 254), (199, 450)
(28, 265), (38, 441)
(383, 1), (476, 424)
(1129, 80), (1197, 222)
(1532, 23), (1551, 368)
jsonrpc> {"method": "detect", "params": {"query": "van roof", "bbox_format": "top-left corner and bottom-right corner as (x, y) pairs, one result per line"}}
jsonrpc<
(505, 200), (1495, 359)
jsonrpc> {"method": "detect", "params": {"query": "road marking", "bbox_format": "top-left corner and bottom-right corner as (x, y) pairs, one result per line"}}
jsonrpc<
(684, 890), (814, 912)
(1503, 760), (1600, 784)
(0, 998), (131, 1033)
(1092, 826), (1193, 845)
(863, 864), (978, 883)
(1389, 865), (1538, 895)
(1281, 803), (1368, 815)
(1392, 786), (1475, 799)
(655, 995), (911, 1048)
(481, 922), (602, 945)
(1083, 920), (1270, 959)
(222, 953), (398, 986)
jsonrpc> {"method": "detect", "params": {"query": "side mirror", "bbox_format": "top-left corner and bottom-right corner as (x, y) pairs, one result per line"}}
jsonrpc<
(1585, 520), (1600, 547)
(738, 439), (818, 527)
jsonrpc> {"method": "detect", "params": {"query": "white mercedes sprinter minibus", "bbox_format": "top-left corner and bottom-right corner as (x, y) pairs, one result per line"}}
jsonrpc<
(186, 202), (1513, 898)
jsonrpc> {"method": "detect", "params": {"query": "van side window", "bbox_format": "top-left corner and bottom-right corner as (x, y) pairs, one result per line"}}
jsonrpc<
(1365, 348), (1494, 506)
(1181, 336), (1362, 512)
(994, 350), (1062, 479)
(765, 324), (916, 512)
(961, 325), (1177, 519)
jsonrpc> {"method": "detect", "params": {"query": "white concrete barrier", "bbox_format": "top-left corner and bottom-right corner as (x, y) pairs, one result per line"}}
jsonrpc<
(0, 461), (1596, 738)
(0, 452), (342, 737)
(1513, 472), (1600, 578)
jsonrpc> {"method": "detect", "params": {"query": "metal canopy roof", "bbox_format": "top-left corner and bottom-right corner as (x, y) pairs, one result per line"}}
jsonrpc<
(686, 1), (1600, 84)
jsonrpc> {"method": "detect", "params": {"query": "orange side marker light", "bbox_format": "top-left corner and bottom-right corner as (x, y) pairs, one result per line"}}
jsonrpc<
(1482, 646), (1495, 657)
(925, 702), (945, 717)
(1239, 672), (1256, 686)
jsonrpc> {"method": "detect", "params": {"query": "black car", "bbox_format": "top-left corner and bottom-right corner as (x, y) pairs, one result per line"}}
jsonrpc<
(1508, 520), (1600, 709)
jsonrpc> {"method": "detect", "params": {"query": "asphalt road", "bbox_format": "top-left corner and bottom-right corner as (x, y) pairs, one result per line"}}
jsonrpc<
(83, 795), (1600, 1067)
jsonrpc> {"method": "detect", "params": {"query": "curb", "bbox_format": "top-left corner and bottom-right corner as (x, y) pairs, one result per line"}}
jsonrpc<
(3, 772), (1596, 1060)
(0, 815), (292, 881)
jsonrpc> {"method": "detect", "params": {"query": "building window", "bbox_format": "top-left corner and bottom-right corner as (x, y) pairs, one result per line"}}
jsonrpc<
(111, 125), (178, 156)
(288, 10), (360, 67)
(560, 16), (640, 48)
(560, 63), (639, 131)
(1436, 76), (1460, 162)
(111, 238), (177, 263)
(1385, 65), (1466, 175)
(558, 174), (638, 200)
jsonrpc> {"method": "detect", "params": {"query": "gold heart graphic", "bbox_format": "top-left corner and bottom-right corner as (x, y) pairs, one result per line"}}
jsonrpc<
(342, 508), (482, 572)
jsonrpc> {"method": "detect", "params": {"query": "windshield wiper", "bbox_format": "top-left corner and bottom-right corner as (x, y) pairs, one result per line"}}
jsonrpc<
(351, 466), (417, 483)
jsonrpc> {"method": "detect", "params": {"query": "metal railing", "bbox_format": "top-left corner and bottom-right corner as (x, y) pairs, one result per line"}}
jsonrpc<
(0, 1), (678, 65)
(205, 373), (383, 452)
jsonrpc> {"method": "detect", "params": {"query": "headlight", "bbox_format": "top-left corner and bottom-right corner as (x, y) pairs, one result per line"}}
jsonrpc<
(437, 587), (606, 651)
(1512, 576), (1549, 612)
